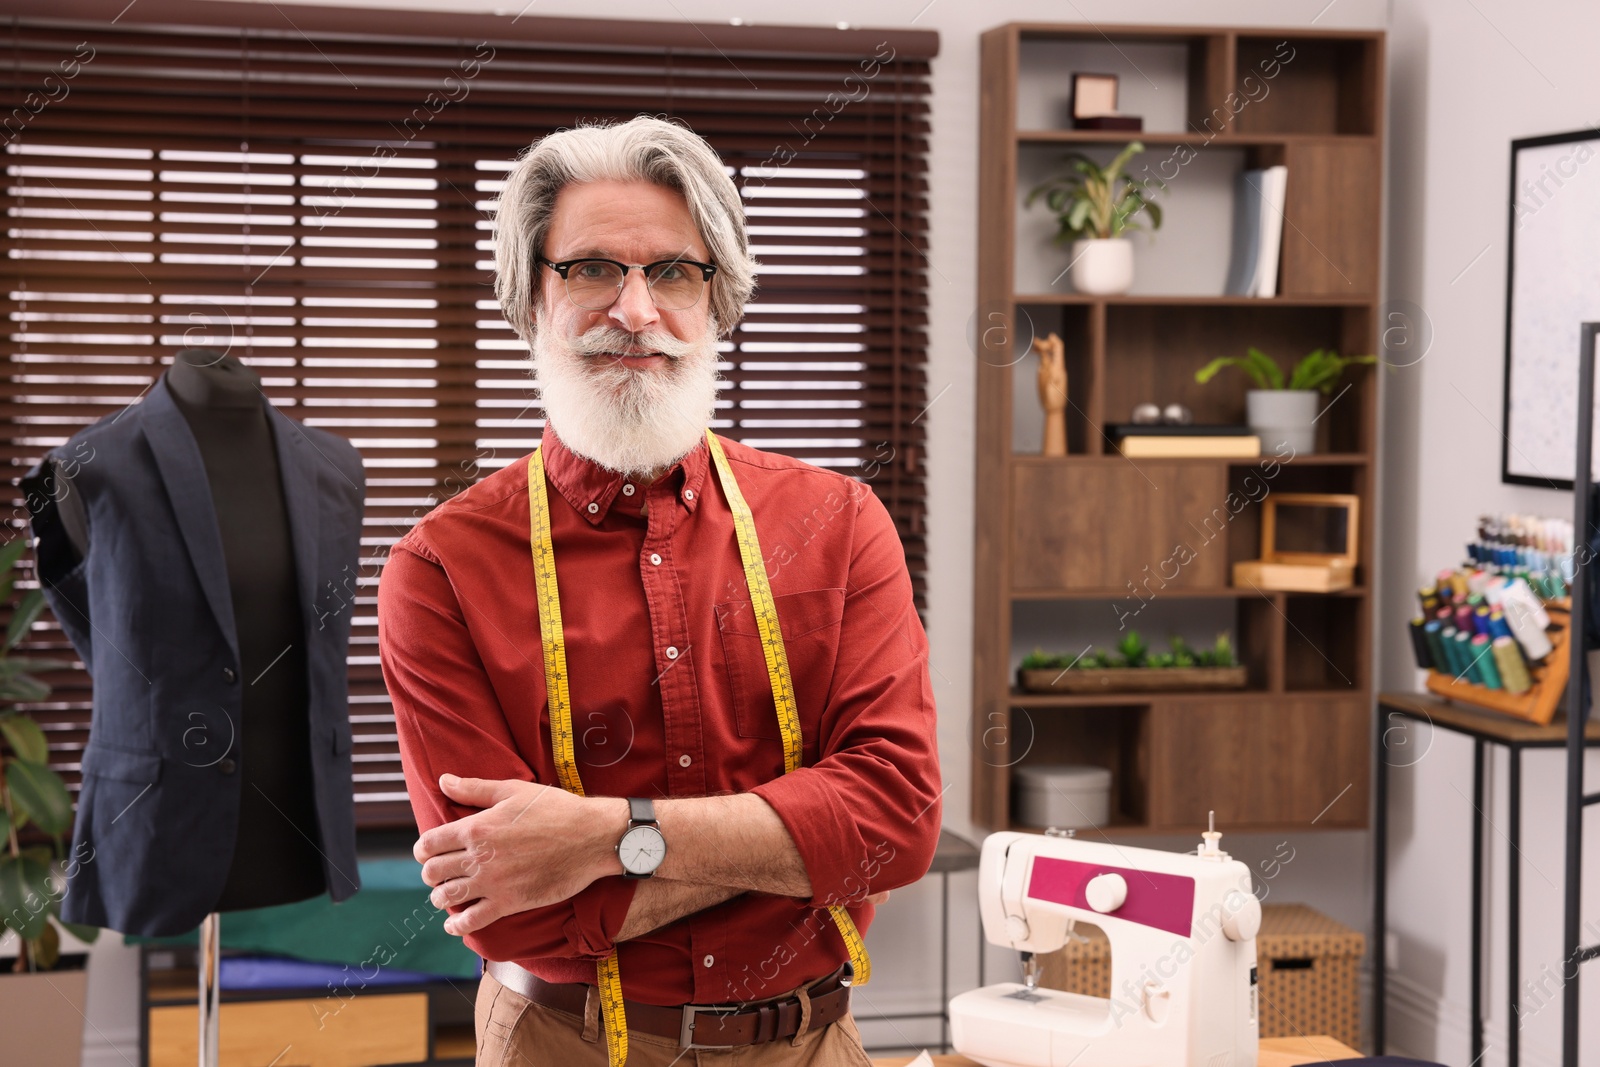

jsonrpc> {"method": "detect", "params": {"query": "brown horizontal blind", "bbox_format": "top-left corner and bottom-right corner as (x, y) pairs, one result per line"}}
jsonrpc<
(1, 12), (931, 829)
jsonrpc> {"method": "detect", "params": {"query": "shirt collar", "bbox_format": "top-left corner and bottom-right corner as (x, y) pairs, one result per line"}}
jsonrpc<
(538, 422), (710, 525)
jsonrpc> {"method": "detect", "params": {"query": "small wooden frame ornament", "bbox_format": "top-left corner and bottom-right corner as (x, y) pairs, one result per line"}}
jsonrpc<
(1233, 492), (1360, 593)
(1071, 73), (1120, 119)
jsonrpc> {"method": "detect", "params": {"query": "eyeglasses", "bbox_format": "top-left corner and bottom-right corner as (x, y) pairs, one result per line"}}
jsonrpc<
(535, 254), (718, 312)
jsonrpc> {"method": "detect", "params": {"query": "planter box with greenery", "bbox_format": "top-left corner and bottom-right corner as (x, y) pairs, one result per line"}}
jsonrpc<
(1018, 632), (1246, 694)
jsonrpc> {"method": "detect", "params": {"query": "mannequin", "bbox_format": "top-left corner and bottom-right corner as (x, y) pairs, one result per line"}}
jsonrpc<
(26, 344), (364, 940)
(32, 351), (334, 915)
(165, 352), (326, 910)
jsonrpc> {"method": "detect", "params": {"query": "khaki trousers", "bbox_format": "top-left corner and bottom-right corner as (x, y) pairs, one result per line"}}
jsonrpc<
(474, 970), (875, 1067)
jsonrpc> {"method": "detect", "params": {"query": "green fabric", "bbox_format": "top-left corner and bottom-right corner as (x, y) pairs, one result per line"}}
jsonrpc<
(125, 857), (479, 979)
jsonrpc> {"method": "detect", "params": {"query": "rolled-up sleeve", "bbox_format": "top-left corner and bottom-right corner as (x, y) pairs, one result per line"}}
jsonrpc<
(378, 540), (637, 962)
(749, 485), (942, 910)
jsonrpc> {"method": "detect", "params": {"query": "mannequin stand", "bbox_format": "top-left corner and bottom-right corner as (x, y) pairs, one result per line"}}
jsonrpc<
(198, 912), (221, 1067)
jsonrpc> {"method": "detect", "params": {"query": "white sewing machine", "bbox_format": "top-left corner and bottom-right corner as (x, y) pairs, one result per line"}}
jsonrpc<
(949, 816), (1262, 1067)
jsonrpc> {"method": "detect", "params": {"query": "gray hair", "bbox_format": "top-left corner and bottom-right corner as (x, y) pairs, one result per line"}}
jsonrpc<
(493, 115), (755, 343)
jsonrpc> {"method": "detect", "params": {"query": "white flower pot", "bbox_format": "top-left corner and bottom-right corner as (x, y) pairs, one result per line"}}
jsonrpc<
(1247, 389), (1319, 455)
(0, 964), (88, 1067)
(1068, 237), (1134, 295)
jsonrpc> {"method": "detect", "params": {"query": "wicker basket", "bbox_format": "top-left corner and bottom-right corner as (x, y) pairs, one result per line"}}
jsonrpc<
(1037, 902), (1365, 1049)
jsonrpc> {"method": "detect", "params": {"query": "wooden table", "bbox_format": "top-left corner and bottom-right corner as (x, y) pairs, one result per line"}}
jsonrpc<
(870, 1034), (1363, 1066)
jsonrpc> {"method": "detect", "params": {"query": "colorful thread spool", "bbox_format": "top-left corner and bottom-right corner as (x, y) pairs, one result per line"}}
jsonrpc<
(1493, 636), (1533, 694)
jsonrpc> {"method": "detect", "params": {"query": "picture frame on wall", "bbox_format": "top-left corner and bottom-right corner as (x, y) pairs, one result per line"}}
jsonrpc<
(1502, 126), (1600, 488)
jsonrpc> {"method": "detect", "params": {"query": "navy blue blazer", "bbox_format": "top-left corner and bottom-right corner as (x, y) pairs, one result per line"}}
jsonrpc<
(22, 375), (365, 936)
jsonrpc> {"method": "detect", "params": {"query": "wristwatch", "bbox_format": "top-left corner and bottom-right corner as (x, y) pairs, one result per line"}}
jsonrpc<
(616, 797), (666, 879)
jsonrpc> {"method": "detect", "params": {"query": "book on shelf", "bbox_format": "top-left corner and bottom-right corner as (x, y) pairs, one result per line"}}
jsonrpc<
(1105, 423), (1254, 440)
(1073, 115), (1143, 131)
(1116, 435), (1262, 458)
(1223, 165), (1289, 298)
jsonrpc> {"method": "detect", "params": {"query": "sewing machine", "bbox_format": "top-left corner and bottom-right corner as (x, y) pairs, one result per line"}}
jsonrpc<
(949, 816), (1262, 1067)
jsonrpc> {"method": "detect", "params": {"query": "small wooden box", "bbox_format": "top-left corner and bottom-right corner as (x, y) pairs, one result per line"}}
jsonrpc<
(1233, 493), (1360, 593)
(1038, 902), (1365, 1050)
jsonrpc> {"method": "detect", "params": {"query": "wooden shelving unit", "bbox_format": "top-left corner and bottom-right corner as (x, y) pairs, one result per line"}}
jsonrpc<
(973, 23), (1385, 834)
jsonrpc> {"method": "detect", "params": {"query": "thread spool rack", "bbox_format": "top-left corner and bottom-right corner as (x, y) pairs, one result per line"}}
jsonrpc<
(1424, 599), (1571, 725)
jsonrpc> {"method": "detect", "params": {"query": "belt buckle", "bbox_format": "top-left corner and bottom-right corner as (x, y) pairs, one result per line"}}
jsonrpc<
(679, 1002), (732, 1050)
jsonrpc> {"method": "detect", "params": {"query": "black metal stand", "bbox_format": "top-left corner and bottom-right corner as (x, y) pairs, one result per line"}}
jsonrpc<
(1561, 322), (1600, 1067)
(1372, 692), (1600, 1066)
(856, 829), (980, 1055)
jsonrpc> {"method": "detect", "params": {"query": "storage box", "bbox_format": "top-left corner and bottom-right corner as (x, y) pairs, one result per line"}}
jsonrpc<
(1233, 492), (1360, 592)
(1038, 902), (1365, 1049)
(1011, 763), (1112, 829)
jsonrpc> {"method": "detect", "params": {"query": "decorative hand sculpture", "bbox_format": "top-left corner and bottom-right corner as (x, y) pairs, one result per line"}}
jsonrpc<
(1033, 332), (1068, 456)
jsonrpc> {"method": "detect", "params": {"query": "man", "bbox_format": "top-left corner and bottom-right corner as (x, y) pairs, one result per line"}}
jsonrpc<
(377, 115), (942, 1066)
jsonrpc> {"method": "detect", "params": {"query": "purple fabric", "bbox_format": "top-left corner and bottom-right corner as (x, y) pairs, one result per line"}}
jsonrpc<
(219, 955), (452, 990)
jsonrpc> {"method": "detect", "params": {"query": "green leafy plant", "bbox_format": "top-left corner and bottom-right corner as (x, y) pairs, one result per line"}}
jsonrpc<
(1117, 631), (1149, 668)
(1195, 346), (1378, 394)
(1025, 632), (1237, 672)
(1025, 141), (1165, 243)
(1195, 632), (1237, 668)
(0, 538), (96, 971)
(1169, 635), (1197, 668)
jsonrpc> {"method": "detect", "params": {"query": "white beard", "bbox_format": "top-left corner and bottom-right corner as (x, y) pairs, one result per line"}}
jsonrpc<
(532, 305), (721, 479)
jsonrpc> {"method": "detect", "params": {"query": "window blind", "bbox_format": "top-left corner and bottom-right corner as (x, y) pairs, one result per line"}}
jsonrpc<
(1, 3), (934, 829)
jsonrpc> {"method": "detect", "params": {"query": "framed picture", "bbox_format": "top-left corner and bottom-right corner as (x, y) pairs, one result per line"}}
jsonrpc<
(1502, 127), (1600, 488)
(1071, 73), (1119, 120)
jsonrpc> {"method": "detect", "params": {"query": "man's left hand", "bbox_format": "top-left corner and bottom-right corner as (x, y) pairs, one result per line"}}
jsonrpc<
(414, 774), (623, 936)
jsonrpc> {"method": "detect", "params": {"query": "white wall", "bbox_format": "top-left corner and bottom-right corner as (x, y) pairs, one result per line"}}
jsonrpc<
(1382, 2), (1600, 1064)
(75, 1), (1600, 1065)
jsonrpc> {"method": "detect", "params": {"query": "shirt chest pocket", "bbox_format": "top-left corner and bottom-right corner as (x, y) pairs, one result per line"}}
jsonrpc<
(714, 587), (845, 742)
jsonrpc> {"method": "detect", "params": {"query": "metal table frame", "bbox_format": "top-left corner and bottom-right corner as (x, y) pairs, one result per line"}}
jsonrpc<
(856, 829), (981, 1055)
(1372, 691), (1600, 1067)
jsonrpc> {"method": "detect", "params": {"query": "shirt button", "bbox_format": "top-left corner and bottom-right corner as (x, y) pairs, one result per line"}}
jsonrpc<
(649, 553), (662, 566)
(222, 667), (236, 684)
(684, 489), (695, 501)
(586, 502), (599, 514)
(622, 484), (635, 496)
(679, 754), (691, 768)
(665, 646), (679, 660)
(218, 758), (237, 775)
(703, 955), (714, 968)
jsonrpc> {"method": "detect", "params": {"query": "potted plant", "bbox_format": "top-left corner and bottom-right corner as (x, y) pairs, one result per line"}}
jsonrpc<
(1194, 346), (1377, 454)
(1018, 632), (1246, 693)
(1025, 141), (1163, 295)
(0, 536), (97, 1065)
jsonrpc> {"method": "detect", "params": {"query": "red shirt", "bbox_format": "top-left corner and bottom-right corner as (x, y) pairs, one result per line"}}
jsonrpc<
(376, 424), (942, 1006)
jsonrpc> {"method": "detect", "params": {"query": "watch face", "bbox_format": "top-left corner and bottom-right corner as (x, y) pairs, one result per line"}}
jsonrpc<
(618, 825), (665, 876)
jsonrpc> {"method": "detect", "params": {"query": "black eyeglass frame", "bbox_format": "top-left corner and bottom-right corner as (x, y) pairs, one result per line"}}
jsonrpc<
(534, 254), (718, 310)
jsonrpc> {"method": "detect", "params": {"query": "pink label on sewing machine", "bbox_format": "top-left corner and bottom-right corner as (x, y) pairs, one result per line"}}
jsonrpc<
(1027, 857), (1196, 937)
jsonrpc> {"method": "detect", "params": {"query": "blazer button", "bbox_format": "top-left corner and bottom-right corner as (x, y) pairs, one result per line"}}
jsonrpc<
(222, 667), (237, 683)
(218, 758), (237, 775)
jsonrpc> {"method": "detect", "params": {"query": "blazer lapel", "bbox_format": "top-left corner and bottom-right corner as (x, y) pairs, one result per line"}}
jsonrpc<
(265, 402), (322, 649)
(140, 374), (239, 662)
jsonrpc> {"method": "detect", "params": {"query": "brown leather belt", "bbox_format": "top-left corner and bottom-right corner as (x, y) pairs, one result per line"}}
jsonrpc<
(484, 959), (852, 1048)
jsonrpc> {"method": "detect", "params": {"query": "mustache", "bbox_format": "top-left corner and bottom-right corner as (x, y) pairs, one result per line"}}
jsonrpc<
(565, 324), (704, 361)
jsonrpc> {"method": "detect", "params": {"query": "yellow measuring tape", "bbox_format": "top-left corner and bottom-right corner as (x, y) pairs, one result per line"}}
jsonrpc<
(526, 429), (870, 1066)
